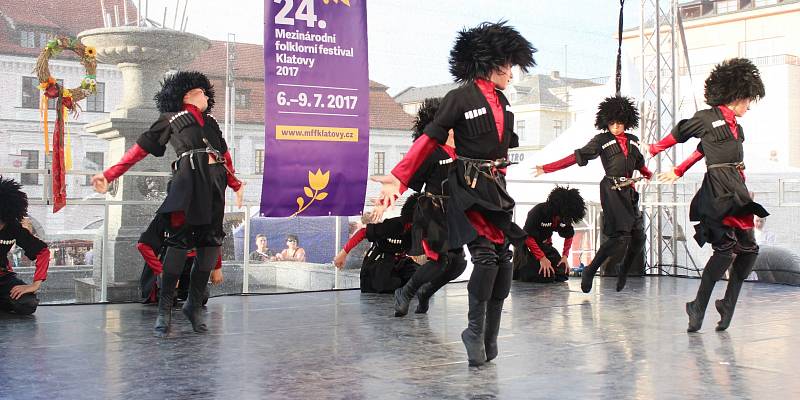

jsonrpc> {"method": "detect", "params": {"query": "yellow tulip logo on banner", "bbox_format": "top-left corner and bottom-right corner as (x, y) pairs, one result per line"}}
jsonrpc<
(292, 169), (330, 217)
(322, 0), (351, 6)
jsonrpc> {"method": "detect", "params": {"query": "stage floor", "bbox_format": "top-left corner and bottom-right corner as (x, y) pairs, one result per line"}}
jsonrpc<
(2, 277), (799, 399)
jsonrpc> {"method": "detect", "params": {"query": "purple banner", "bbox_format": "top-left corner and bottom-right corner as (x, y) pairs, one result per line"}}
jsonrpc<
(261, 0), (369, 217)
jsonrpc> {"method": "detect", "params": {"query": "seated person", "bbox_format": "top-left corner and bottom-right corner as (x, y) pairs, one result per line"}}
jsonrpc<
(276, 234), (306, 262)
(137, 214), (223, 305)
(334, 194), (420, 293)
(249, 234), (276, 262)
(514, 186), (586, 283)
(0, 177), (50, 315)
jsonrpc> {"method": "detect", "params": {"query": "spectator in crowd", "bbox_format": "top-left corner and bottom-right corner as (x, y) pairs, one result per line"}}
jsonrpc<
(249, 234), (276, 262)
(753, 215), (776, 245)
(84, 248), (94, 266)
(277, 234), (306, 262)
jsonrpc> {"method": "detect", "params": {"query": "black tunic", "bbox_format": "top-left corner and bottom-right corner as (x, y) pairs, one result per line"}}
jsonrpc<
(522, 203), (575, 244)
(574, 132), (645, 235)
(136, 112), (229, 226)
(359, 217), (417, 293)
(406, 146), (455, 256)
(669, 108), (769, 246)
(422, 83), (524, 248)
(0, 224), (46, 273)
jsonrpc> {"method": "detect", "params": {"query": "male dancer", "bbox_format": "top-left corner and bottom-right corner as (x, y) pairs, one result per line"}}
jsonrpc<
(649, 58), (767, 332)
(0, 177), (51, 315)
(373, 21), (536, 366)
(392, 98), (468, 317)
(535, 95), (652, 293)
(91, 71), (244, 337)
(514, 186), (585, 283)
(334, 195), (420, 294)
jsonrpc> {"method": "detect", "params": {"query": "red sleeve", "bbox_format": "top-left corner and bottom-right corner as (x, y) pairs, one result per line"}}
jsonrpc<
(136, 242), (163, 275)
(390, 135), (438, 187)
(674, 150), (705, 177)
(562, 236), (573, 257)
(525, 237), (545, 260)
(542, 154), (577, 173)
(649, 134), (677, 157)
(33, 248), (51, 282)
(343, 228), (367, 253)
(214, 254), (222, 270)
(103, 143), (149, 182)
(639, 165), (653, 179)
(223, 151), (242, 192)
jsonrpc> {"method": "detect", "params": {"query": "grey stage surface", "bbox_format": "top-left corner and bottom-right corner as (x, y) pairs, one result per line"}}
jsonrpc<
(2, 277), (799, 399)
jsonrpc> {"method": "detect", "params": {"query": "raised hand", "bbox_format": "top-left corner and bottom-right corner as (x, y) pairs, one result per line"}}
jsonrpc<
(91, 174), (109, 193)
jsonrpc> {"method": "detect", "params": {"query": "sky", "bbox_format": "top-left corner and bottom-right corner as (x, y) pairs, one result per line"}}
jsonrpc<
(143, 0), (640, 94)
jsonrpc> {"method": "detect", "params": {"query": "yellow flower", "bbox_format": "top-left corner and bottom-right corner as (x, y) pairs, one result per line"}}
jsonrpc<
(308, 169), (330, 191)
(62, 88), (72, 99)
(84, 46), (97, 58)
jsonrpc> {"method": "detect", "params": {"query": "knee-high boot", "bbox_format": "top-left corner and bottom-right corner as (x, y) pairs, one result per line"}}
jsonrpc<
(582, 236), (629, 293)
(154, 247), (187, 338)
(484, 298), (504, 362)
(182, 246), (217, 333)
(716, 253), (757, 331)
(687, 252), (733, 332)
(461, 293), (488, 366)
(617, 231), (644, 292)
(394, 273), (424, 317)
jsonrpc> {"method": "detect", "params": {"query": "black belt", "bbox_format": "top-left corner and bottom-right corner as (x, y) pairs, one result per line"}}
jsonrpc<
(458, 157), (516, 189)
(606, 176), (643, 190)
(707, 162), (745, 171)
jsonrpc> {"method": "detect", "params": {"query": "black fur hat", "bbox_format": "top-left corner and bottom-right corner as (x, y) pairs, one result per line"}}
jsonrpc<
(0, 176), (29, 225)
(547, 186), (586, 224)
(412, 97), (442, 141)
(449, 21), (537, 83)
(400, 193), (422, 224)
(595, 95), (639, 131)
(154, 71), (215, 113)
(704, 58), (765, 106)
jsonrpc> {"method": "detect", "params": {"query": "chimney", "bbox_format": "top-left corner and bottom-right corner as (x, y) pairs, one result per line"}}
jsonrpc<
(551, 70), (560, 79)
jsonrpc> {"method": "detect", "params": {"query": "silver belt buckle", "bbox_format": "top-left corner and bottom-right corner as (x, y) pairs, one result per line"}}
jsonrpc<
(618, 177), (627, 182)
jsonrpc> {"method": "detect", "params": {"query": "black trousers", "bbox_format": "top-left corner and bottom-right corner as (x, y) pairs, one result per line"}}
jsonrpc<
(703, 228), (758, 281)
(514, 241), (568, 283)
(0, 273), (38, 315)
(467, 236), (513, 302)
(410, 248), (468, 291)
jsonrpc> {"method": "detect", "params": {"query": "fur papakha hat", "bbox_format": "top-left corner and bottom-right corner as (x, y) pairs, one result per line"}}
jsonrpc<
(547, 186), (586, 225)
(0, 176), (29, 225)
(412, 97), (442, 141)
(449, 21), (537, 83)
(595, 95), (639, 131)
(154, 71), (215, 113)
(704, 58), (765, 107)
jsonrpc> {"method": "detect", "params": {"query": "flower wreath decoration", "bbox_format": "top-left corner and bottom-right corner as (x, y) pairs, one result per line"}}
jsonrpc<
(33, 36), (98, 212)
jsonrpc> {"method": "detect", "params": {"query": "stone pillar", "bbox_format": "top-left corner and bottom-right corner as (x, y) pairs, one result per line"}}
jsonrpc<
(78, 27), (210, 301)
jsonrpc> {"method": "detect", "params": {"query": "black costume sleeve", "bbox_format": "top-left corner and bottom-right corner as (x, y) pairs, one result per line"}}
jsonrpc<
(423, 91), (460, 144)
(136, 113), (174, 157)
(574, 134), (604, 166)
(14, 224), (47, 261)
(671, 112), (706, 143)
(509, 131), (520, 149)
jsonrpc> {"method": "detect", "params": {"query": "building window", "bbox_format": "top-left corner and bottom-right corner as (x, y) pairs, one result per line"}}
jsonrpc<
(235, 89), (251, 109)
(373, 152), (385, 175)
(516, 120), (526, 141)
(254, 149), (264, 174)
(22, 77), (63, 109)
(85, 82), (105, 112)
(39, 32), (52, 47)
(553, 120), (563, 137)
(754, 0), (778, 7)
(716, 0), (738, 13)
(20, 150), (39, 185)
(20, 31), (35, 48)
(84, 152), (104, 185)
(681, 5), (702, 19)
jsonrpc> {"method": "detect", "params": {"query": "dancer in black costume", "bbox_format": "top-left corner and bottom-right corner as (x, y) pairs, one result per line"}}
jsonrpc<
(373, 21), (536, 366)
(92, 71), (245, 337)
(649, 58), (767, 332)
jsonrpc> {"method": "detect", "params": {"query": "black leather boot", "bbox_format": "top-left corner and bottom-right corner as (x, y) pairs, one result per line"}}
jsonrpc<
(154, 247), (186, 338)
(716, 253), (756, 331)
(484, 298), (504, 362)
(414, 283), (434, 314)
(687, 253), (733, 332)
(182, 247), (217, 333)
(461, 294), (487, 366)
(394, 275), (423, 317)
(581, 262), (600, 294)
